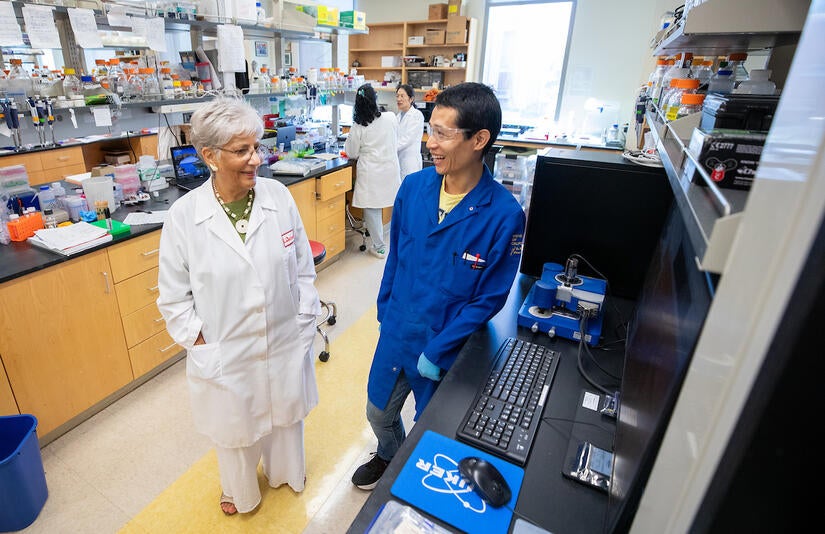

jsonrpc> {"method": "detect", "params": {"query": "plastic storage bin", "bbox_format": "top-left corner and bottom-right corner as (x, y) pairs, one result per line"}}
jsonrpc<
(0, 414), (48, 532)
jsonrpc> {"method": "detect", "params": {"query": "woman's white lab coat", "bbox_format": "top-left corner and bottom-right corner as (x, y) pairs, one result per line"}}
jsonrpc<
(396, 106), (424, 181)
(345, 111), (401, 208)
(157, 178), (321, 449)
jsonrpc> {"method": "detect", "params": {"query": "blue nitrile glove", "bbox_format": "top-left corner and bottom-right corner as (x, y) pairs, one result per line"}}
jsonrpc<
(417, 353), (442, 381)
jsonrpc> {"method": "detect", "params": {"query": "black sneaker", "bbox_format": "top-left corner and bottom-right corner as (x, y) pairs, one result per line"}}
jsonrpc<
(352, 453), (390, 490)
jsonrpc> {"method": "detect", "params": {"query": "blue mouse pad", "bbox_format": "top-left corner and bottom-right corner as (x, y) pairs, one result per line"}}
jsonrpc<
(390, 430), (525, 534)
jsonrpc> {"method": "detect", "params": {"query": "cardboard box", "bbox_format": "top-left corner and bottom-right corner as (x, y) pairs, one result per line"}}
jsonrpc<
(408, 35), (424, 45)
(448, 0), (462, 16)
(446, 29), (467, 44)
(446, 15), (468, 31)
(424, 29), (446, 44)
(381, 56), (402, 67)
(301, 5), (339, 26)
(339, 10), (366, 30)
(429, 3), (448, 20)
(682, 128), (767, 191)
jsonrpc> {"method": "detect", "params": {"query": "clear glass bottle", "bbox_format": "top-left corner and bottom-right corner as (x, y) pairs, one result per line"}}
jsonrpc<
(93, 58), (108, 82)
(43, 208), (57, 229)
(160, 67), (175, 98)
(691, 59), (714, 88)
(676, 93), (705, 119)
(727, 52), (749, 85)
(655, 60), (690, 108)
(6, 59), (33, 105)
(734, 69), (776, 95)
(107, 58), (128, 96)
(142, 67), (160, 99)
(665, 78), (699, 121)
(647, 58), (668, 98)
(708, 68), (735, 94)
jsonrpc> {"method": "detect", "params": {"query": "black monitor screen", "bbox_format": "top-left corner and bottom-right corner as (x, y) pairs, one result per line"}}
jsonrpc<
(521, 150), (672, 299)
(170, 144), (210, 182)
(605, 207), (714, 532)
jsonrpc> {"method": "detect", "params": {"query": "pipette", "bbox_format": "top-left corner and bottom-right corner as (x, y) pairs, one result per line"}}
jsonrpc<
(45, 98), (56, 145)
(27, 97), (42, 146)
(36, 99), (48, 146)
(9, 101), (21, 149)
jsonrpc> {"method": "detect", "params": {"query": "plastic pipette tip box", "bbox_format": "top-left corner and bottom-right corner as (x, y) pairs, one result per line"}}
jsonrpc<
(90, 219), (131, 236)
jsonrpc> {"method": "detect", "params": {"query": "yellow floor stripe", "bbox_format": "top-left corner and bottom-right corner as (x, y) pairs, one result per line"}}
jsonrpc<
(119, 307), (379, 534)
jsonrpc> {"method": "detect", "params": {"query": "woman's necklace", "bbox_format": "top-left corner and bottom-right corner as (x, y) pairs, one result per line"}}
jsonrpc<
(213, 183), (254, 234)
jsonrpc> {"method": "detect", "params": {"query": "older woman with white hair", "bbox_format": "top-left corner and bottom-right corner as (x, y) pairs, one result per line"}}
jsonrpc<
(157, 97), (321, 516)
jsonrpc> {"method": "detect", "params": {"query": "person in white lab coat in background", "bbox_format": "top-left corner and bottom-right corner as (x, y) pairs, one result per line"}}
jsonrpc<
(395, 84), (424, 181)
(345, 83), (401, 259)
(156, 98), (321, 516)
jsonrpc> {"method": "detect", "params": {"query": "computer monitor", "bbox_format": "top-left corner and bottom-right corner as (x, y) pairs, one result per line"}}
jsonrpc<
(521, 150), (673, 299)
(604, 207), (714, 532)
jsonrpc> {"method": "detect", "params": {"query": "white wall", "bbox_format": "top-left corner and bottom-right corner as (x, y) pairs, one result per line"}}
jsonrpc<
(357, 0), (673, 127)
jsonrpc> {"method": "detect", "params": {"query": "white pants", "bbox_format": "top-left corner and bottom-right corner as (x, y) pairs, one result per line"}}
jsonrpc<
(363, 207), (386, 251)
(214, 420), (305, 513)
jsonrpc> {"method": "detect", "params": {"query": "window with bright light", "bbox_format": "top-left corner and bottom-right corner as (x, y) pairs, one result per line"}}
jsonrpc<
(482, 0), (575, 127)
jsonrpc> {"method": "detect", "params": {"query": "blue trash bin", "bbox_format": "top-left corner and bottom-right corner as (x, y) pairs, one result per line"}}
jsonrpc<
(0, 414), (48, 532)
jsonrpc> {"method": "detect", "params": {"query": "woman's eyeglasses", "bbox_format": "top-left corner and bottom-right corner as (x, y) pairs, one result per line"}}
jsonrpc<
(217, 143), (268, 161)
(426, 123), (471, 142)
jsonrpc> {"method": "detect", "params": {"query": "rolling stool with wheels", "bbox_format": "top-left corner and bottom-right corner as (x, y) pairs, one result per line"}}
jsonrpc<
(309, 240), (338, 362)
(346, 203), (369, 252)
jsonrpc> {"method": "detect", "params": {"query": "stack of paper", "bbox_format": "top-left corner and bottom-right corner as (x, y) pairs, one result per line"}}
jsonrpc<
(28, 222), (113, 256)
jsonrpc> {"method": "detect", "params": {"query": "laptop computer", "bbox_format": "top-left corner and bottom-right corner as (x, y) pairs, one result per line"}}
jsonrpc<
(170, 145), (211, 191)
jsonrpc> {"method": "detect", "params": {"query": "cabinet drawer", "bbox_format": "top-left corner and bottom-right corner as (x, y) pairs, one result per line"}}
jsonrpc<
(36, 163), (87, 186)
(128, 329), (180, 379)
(318, 230), (346, 266)
(316, 210), (346, 244)
(40, 147), (84, 171)
(115, 267), (159, 316)
(122, 301), (167, 348)
(108, 232), (161, 283)
(0, 153), (42, 173)
(316, 167), (352, 201)
(316, 195), (345, 220)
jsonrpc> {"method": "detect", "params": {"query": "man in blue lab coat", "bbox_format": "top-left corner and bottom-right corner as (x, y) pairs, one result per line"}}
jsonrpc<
(352, 82), (526, 490)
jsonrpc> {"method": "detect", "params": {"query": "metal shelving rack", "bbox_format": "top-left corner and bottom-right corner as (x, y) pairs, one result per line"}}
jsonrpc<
(644, 0), (809, 273)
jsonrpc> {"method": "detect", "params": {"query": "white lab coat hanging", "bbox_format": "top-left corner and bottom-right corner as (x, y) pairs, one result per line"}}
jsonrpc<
(158, 178), (321, 448)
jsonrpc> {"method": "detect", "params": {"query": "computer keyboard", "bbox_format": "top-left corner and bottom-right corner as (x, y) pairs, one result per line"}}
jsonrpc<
(456, 338), (559, 466)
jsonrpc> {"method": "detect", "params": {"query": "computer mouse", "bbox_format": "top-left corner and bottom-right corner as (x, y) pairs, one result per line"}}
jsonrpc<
(458, 456), (512, 508)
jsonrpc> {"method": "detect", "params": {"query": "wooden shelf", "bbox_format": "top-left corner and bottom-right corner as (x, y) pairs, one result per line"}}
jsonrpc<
(349, 18), (471, 88)
(350, 48), (404, 52)
(406, 44), (468, 50)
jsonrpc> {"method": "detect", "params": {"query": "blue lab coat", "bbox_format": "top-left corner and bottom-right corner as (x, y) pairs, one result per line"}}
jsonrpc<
(368, 165), (526, 417)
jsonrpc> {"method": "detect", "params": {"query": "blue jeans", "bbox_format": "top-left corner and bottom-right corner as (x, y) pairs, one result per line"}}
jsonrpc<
(366, 371), (411, 461)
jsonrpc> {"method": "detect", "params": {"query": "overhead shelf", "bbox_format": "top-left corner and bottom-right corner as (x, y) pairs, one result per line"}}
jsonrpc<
(645, 107), (749, 273)
(651, 0), (807, 55)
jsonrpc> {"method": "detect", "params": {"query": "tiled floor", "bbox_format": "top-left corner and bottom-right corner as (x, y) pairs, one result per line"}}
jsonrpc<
(22, 229), (409, 533)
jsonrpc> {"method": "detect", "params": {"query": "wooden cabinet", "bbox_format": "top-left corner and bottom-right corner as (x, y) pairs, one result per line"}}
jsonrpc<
(287, 167), (352, 266)
(289, 178), (318, 240)
(315, 167), (352, 266)
(0, 135), (159, 189)
(0, 250), (134, 436)
(35, 147), (86, 186)
(348, 19), (471, 89)
(0, 361), (18, 416)
(108, 231), (180, 380)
